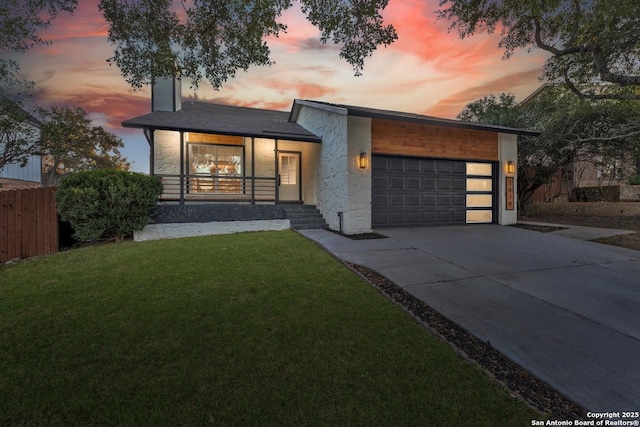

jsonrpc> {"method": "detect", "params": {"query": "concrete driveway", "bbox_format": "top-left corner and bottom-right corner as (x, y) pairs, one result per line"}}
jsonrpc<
(299, 225), (640, 412)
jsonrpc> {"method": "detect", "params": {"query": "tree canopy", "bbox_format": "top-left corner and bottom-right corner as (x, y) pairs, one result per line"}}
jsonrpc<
(0, 0), (77, 96)
(438, 0), (640, 100)
(39, 106), (130, 186)
(0, 100), (40, 172)
(98, 0), (398, 89)
(457, 87), (640, 206)
(0, 0), (77, 172)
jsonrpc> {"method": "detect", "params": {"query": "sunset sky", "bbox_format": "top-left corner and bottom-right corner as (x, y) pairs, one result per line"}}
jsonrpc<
(17, 0), (550, 172)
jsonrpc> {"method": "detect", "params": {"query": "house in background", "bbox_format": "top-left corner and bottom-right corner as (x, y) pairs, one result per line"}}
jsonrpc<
(123, 79), (536, 240)
(0, 108), (42, 191)
(522, 84), (640, 203)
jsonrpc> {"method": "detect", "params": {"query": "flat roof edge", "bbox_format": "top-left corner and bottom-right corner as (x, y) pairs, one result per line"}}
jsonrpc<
(358, 112), (539, 136)
(292, 100), (349, 116)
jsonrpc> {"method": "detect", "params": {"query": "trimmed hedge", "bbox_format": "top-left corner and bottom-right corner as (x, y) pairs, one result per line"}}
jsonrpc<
(56, 170), (163, 242)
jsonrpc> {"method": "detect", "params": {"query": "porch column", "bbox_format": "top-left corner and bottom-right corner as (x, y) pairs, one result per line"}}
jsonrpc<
(143, 128), (155, 176)
(179, 130), (185, 205)
(274, 139), (279, 203)
(251, 137), (255, 205)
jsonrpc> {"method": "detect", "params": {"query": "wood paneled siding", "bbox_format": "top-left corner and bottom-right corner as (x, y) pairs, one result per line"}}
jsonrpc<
(187, 132), (243, 145)
(371, 119), (499, 161)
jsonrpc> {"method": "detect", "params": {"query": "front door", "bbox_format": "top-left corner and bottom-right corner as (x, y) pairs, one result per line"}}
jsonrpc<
(278, 152), (301, 202)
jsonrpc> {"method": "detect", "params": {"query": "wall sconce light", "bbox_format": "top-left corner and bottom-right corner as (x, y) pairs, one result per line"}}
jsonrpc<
(506, 161), (516, 175)
(359, 152), (368, 169)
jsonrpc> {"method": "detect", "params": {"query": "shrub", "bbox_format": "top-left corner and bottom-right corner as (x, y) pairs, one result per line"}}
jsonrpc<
(56, 170), (163, 242)
(627, 174), (640, 186)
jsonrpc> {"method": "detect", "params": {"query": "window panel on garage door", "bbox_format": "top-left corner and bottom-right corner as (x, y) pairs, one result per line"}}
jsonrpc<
(465, 162), (493, 223)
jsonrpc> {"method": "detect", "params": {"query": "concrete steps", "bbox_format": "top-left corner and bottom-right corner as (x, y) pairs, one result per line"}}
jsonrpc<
(281, 205), (328, 230)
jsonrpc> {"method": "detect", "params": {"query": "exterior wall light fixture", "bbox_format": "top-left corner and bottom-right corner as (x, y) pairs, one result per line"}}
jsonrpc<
(506, 160), (516, 175)
(359, 152), (368, 169)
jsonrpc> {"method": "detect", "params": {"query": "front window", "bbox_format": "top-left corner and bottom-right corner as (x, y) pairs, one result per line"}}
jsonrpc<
(189, 144), (243, 194)
(190, 144), (242, 176)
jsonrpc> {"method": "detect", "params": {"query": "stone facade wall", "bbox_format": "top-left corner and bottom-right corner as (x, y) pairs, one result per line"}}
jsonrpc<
(294, 105), (349, 231)
(151, 204), (286, 223)
(345, 116), (372, 233)
(134, 220), (290, 241)
(620, 185), (640, 201)
(154, 130), (181, 175)
(250, 138), (276, 177)
(573, 156), (637, 188)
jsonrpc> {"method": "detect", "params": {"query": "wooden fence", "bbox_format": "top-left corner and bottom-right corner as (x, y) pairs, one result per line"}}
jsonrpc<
(0, 186), (59, 263)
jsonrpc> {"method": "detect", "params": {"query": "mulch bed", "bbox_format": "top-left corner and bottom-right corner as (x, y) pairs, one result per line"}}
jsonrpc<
(327, 229), (387, 240)
(520, 214), (640, 251)
(511, 224), (567, 233)
(520, 214), (640, 232)
(349, 262), (586, 420)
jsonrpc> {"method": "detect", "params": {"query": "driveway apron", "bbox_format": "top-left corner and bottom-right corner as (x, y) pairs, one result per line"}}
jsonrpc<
(299, 225), (640, 412)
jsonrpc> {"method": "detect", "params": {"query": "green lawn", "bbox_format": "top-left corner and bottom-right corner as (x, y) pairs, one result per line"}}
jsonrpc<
(0, 230), (538, 426)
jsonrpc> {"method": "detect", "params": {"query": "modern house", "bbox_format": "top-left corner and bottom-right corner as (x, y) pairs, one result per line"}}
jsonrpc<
(124, 79), (536, 240)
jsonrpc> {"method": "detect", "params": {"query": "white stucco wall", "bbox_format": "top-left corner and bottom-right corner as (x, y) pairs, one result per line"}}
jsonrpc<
(293, 104), (372, 234)
(251, 138), (276, 177)
(498, 133), (518, 225)
(294, 104), (349, 232)
(244, 138), (318, 203)
(278, 140), (319, 205)
(345, 116), (372, 233)
(154, 130), (181, 175)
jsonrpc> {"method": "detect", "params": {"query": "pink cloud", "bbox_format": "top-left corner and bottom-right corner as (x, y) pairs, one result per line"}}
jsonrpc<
(383, 0), (507, 74)
(34, 85), (150, 131)
(424, 69), (543, 118)
(40, 0), (106, 42)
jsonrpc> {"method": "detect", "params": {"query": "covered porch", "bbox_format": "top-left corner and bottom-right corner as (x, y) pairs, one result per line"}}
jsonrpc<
(151, 132), (321, 205)
(122, 101), (323, 206)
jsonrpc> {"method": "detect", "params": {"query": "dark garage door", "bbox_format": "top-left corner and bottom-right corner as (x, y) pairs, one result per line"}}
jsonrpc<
(372, 156), (467, 227)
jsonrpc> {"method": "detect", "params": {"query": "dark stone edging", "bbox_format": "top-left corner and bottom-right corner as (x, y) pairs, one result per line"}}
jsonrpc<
(348, 262), (586, 420)
(327, 229), (388, 240)
(151, 204), (286, 224)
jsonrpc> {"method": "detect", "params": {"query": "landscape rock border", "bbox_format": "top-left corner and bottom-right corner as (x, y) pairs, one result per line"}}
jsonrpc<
(349, 262), (586, 420)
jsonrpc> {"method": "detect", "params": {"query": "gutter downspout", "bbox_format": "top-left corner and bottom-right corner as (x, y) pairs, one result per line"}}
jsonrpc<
(275, 139), (279, 204)
(251, 137), (255, 205)
(179, 131), (185, 205)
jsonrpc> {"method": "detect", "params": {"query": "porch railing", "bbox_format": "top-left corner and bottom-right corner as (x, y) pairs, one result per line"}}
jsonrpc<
(156, 174), (276, 204)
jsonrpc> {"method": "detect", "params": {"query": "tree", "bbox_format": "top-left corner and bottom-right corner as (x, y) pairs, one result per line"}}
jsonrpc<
(98, 0), (398, 89)
(457, 90), (566, 207)
(39, 106), (130, 186)
(540, 99), (640, 199)
(456, 93), (523, 127)
(438, 0), (640, 100)
(0, 0), (77, 171)
(457, 87), (640, 207)
(0, 99), (40, 172)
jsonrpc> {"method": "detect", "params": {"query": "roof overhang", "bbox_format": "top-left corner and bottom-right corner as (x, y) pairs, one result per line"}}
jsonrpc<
(122, 102), (322, 143)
